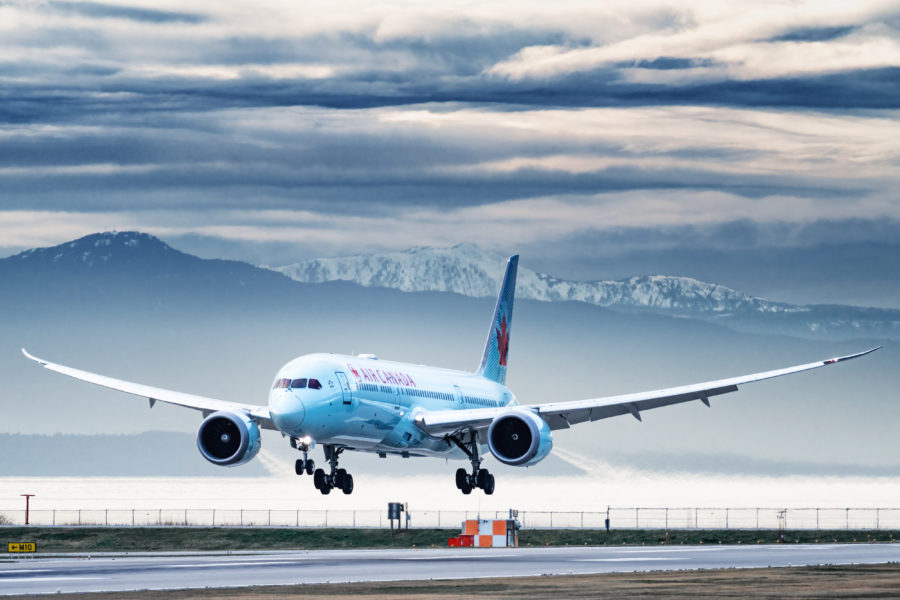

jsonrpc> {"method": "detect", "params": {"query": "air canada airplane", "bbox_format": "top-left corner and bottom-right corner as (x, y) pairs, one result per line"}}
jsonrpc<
(24, 256), (879, 496)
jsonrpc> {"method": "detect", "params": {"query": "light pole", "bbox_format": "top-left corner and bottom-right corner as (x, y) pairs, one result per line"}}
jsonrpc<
(21, 494), (35, 525)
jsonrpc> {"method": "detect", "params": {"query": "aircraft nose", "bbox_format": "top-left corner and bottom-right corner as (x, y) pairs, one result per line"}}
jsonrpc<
(270, 392), (305, 432)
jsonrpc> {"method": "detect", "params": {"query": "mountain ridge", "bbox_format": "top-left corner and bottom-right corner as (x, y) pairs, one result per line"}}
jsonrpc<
(3, 232), (898, 341)
(0, 230), (300, 312)
(272, 243), (804, 316)
(270, 243), (900, 340)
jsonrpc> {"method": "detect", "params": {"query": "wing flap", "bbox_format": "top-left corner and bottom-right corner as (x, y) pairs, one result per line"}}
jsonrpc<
(22, 349), (277, 430)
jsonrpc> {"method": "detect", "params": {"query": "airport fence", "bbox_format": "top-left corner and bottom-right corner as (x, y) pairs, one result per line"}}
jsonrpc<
(2, 507), (900, 530)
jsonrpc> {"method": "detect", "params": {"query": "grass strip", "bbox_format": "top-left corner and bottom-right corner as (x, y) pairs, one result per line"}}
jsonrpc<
(2, 527), (898, 553)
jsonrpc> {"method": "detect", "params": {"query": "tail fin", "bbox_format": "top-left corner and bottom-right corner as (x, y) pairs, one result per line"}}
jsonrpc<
(476, 255), (518, 384)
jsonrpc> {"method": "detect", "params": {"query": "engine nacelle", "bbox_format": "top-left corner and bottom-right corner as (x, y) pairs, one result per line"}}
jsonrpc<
(487, 409), (553, 467)
(197, 411), (261, 467)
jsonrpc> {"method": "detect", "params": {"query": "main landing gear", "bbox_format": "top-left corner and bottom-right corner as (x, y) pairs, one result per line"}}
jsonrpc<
(450, 433), (495, 495)
(291, 439), (354, 495)
(315, 445), (354, 495)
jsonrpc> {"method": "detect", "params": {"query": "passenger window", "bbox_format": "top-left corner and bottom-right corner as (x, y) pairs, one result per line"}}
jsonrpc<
(308, 379), (322, 390)
(291, 378), (307, 389)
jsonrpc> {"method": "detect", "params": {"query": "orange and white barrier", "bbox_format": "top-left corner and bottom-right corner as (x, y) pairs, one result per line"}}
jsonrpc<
(455, 519), (518, 547)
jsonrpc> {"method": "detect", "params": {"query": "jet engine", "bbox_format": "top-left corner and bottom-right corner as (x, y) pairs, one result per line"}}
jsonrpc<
(197, 411), (261, 467)
(487, 409), (553, 466)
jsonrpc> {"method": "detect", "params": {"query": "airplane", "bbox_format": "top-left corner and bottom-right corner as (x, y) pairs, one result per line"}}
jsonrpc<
(23, 255), (880, 496)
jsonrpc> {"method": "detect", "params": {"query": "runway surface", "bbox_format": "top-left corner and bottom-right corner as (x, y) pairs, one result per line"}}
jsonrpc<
(2, 543), (899, 595)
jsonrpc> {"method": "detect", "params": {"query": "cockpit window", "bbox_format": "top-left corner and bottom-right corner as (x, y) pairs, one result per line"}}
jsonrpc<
(274, 377), (321, 390)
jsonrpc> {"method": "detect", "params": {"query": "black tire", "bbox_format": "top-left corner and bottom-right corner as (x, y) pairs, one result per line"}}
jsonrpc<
(461, 483), (473, 495)
(455, 468), (468, 490)
(313, 468), (326, 490)
(342, 474), (354, 495)
(484, 473), (495, 495)
(320, 484), (331, 495)
(335, 468), (347, 488)
(305, 460), (315, 475)
(295, 459), (305, 475)
(476, 469), (489, 489)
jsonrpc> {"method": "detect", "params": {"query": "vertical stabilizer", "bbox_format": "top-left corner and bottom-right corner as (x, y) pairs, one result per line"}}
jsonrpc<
(477, 255), (518, 384)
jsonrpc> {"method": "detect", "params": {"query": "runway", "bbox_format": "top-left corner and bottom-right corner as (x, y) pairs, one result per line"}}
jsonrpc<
(2, 543), (899, 595)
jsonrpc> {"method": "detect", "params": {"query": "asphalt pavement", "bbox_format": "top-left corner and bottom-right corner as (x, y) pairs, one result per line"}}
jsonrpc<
(2, 543), (899, 595)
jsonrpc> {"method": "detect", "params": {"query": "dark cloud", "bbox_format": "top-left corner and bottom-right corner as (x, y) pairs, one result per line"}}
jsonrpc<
(514, 67), (900, 110)
(629, 57), (716, 69)
(768, 25), (858, 43)
(673, 67), (900, 109)
(49, 1), (207, 24)
(2, 58), (897, 132)
(0, 140), (866, 213)
(0, 2), (896, 253)
(545, 218), (900, 254)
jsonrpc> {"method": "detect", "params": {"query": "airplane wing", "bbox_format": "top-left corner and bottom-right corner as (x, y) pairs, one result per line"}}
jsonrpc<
(415, 347), (881, 436)
(22, 349), (277, 430)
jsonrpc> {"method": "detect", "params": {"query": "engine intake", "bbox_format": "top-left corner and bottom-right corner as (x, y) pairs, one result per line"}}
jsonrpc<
(197, 411), (261, 467)
(487, 409), (552, 467)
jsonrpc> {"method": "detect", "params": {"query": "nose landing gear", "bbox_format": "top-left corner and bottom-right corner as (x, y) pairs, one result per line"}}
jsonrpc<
(291, 438), (354, 495)
(290, 437), (315, 475)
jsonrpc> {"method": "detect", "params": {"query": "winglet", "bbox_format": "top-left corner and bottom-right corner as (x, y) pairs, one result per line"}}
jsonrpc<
(826, 346), (881, 365)
(21, 348), (47, 366)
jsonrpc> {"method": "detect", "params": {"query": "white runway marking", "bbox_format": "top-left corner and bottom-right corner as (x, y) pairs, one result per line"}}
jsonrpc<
(170, 560), (301, 568)
(401, 554), (517, 560)
(613, 547), (725, 554)
(577, 557), (678, 562)
(1, 576), (104, 583)
(0, 569), (53, 574)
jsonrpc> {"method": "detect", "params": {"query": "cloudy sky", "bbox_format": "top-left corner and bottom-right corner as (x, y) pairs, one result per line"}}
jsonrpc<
(1, 0), (899, 268)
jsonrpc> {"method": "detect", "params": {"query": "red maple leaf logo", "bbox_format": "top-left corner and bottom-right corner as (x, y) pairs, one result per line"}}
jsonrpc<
(496, 315), (509, 366)
(348, 363), (360, 379)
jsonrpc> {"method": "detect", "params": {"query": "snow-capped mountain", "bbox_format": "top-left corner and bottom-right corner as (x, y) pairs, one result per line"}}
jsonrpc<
(272, 243), (801, 316)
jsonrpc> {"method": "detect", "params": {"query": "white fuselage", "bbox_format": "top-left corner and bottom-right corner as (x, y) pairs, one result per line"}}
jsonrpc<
(267, 353), (516, 459)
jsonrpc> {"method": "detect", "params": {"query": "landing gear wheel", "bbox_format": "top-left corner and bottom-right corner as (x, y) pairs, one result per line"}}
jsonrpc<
(476, 469), (490, 489)
(295, 459), (305, 475)
(335, 468), (347, 488)
(448, 432), (497, 495)
(305, 460), (315, 475)
(313, 468), (326, 490)
(455, 468), (468, 490)
(342, 474), (354, 495)
(319, 484), (331, 495)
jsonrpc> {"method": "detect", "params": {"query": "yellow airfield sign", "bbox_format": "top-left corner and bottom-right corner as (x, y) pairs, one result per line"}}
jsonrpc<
(7, 542), (36, 553)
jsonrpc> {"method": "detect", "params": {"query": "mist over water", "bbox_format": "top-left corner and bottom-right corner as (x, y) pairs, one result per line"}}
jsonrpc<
(3, 471), (898, 513)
